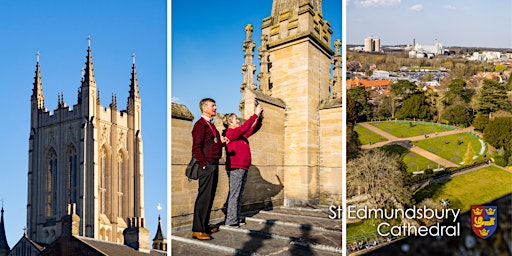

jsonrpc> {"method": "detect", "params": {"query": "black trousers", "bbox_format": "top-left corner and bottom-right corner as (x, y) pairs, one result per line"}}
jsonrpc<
(192, 163), (219, 232)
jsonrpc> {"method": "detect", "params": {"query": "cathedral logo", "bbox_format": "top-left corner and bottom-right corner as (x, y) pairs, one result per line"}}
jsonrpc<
(471, 205), (497, 239)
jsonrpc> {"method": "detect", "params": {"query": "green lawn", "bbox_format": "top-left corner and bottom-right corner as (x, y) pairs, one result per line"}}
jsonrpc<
(354, 124), (387, 145)
(380, 144), (442, 173)
(347, 219), (382, 243)
(403, 151), (442, 172)
(370, 122), (454, 138)
(413, 133), (483, 164)
(413, 166), (512, 212)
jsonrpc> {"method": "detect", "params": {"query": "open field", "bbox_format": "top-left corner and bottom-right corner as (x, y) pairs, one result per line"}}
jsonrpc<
(413, 132), (483, 164)
(413, 166), (512, 211)
(380, 144), (442, 173)
(354, 124), (387, 145)
(370, 122), (455, 138)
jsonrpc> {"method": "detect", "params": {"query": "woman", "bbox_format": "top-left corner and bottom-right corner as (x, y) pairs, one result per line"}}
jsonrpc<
(222, 104), (263, 227)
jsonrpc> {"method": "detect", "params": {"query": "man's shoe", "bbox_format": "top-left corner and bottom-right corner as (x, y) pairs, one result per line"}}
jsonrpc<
(209, 227), (219, 233)
(192, 232), (212, 240)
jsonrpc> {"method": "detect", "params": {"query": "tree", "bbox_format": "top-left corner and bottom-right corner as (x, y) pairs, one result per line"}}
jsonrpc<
(476, 79), (512, 114)
(472, 112), (489, 131)
(347, 94), (357, 123)
(347, 150), (411, 209)
(424, 88), (440, 121)
(483, 117), (512, 151)
(391, 80), (417, 99)
(374, 95), (394, 119)
(494, 63), (506, 73)
(347, 123), (361, 160)
(441, 104), (472, 127)
(348, 86), (371, 121)
(443, 78), (471, 105)
(463, 143), (475, 166)
(396, 93), (431, 120)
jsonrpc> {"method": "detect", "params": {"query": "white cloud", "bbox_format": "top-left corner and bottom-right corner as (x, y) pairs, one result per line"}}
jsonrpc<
(171, 96), (180, 103)
(443, 5), (456, 10)
(409, 4), (423, 12)
(353, 0), (401, 8)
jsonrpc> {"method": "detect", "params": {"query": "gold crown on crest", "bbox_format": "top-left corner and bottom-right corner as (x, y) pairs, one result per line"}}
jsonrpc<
(473, 208), (483, 215)
(485, 208), (496, 215)
(479, 228), (489, 236)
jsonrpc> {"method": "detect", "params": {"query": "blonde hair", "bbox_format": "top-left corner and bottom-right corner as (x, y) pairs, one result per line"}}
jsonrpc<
(222, 113), (237, 128)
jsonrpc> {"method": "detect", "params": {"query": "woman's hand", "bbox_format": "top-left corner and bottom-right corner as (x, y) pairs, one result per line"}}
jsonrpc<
(255, 104), (263, 116)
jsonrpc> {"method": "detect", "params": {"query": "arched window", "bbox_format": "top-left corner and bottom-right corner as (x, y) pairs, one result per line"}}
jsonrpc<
(99, 148), (108, 214)
(117, 151), (125, 217)
(46, 148), (57, 217)
(66, 145), (78, 206)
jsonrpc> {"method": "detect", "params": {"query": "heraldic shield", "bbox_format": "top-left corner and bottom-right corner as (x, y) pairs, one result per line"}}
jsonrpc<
(471, 205), (497, 239)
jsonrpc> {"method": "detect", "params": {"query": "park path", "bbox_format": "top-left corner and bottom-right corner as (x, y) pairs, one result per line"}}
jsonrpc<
(411, 163), (511, 190)
(408, 146), (459, 168)
(493, 164), (512, 174)
(358, 122), (475, 168)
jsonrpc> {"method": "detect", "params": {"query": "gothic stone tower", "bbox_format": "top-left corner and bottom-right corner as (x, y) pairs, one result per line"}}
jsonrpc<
(240, 0), (341, 206)
(27, 44), (145, 245)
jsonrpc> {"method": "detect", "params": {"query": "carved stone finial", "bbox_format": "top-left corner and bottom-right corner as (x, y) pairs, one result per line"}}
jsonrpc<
(241, 24), (257, 91)
(257, 34), (271, 96)
(245, 24), (253, 41)
(334, 40), (341, 55)
(111, 93), (117, 109)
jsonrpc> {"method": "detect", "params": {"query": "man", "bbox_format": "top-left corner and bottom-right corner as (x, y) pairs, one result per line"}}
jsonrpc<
(191, 98), (227, 240)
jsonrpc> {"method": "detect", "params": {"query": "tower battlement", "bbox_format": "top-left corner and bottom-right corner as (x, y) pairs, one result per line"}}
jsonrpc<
(262, 1), (333, 53)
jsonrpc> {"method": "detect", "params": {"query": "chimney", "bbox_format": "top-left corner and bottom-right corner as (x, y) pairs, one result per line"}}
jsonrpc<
(61, 203), (80, 237)
(123, 217), (150, 252)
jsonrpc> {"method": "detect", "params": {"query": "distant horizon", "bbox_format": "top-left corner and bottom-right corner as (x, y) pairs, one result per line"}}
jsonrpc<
(347, 1), (512, 50)
(348, 42), (512, 50)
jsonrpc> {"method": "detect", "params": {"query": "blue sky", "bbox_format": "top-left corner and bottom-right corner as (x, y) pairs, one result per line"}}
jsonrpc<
(347, 0), (512, 48)
(171, 0), (342, 120)
(0, 0), (166, 245)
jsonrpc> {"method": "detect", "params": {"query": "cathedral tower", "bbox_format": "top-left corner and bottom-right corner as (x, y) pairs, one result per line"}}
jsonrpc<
(27, 41), (145, 245)
(258, 0), (334, 205)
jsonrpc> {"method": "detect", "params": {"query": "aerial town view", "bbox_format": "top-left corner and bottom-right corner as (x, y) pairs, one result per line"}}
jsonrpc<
(0, 1), (510, 256)
(346, 1), (511, 255)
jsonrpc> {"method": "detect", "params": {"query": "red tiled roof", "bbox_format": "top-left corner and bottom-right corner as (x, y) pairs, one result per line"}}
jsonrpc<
(347, 78), (392, 89)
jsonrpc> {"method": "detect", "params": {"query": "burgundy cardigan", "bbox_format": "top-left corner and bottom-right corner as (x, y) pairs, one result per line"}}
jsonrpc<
(191, 117), (223, 167)
(224, 114), (261, 170)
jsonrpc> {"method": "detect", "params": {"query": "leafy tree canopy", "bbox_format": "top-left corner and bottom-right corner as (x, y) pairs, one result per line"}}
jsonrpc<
(483, 117), (512, 151)
(441, 104), (472, 127)
(391, 80), (417, 98)
(472, 112), (489, 131)
(444, 78), (472, 105)
(396, 93), (431, 120)
(476, 79), (512, 114)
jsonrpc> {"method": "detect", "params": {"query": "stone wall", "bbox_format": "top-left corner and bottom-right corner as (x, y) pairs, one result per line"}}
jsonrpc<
(241, 90), (286, 211)
(319, 99), (342, 205)
(171, 101), (286, 227)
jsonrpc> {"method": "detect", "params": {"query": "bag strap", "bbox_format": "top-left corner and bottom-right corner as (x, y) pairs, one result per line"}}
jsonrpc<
(203, 136), (214, 154)
(193, 135), (214, 158)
